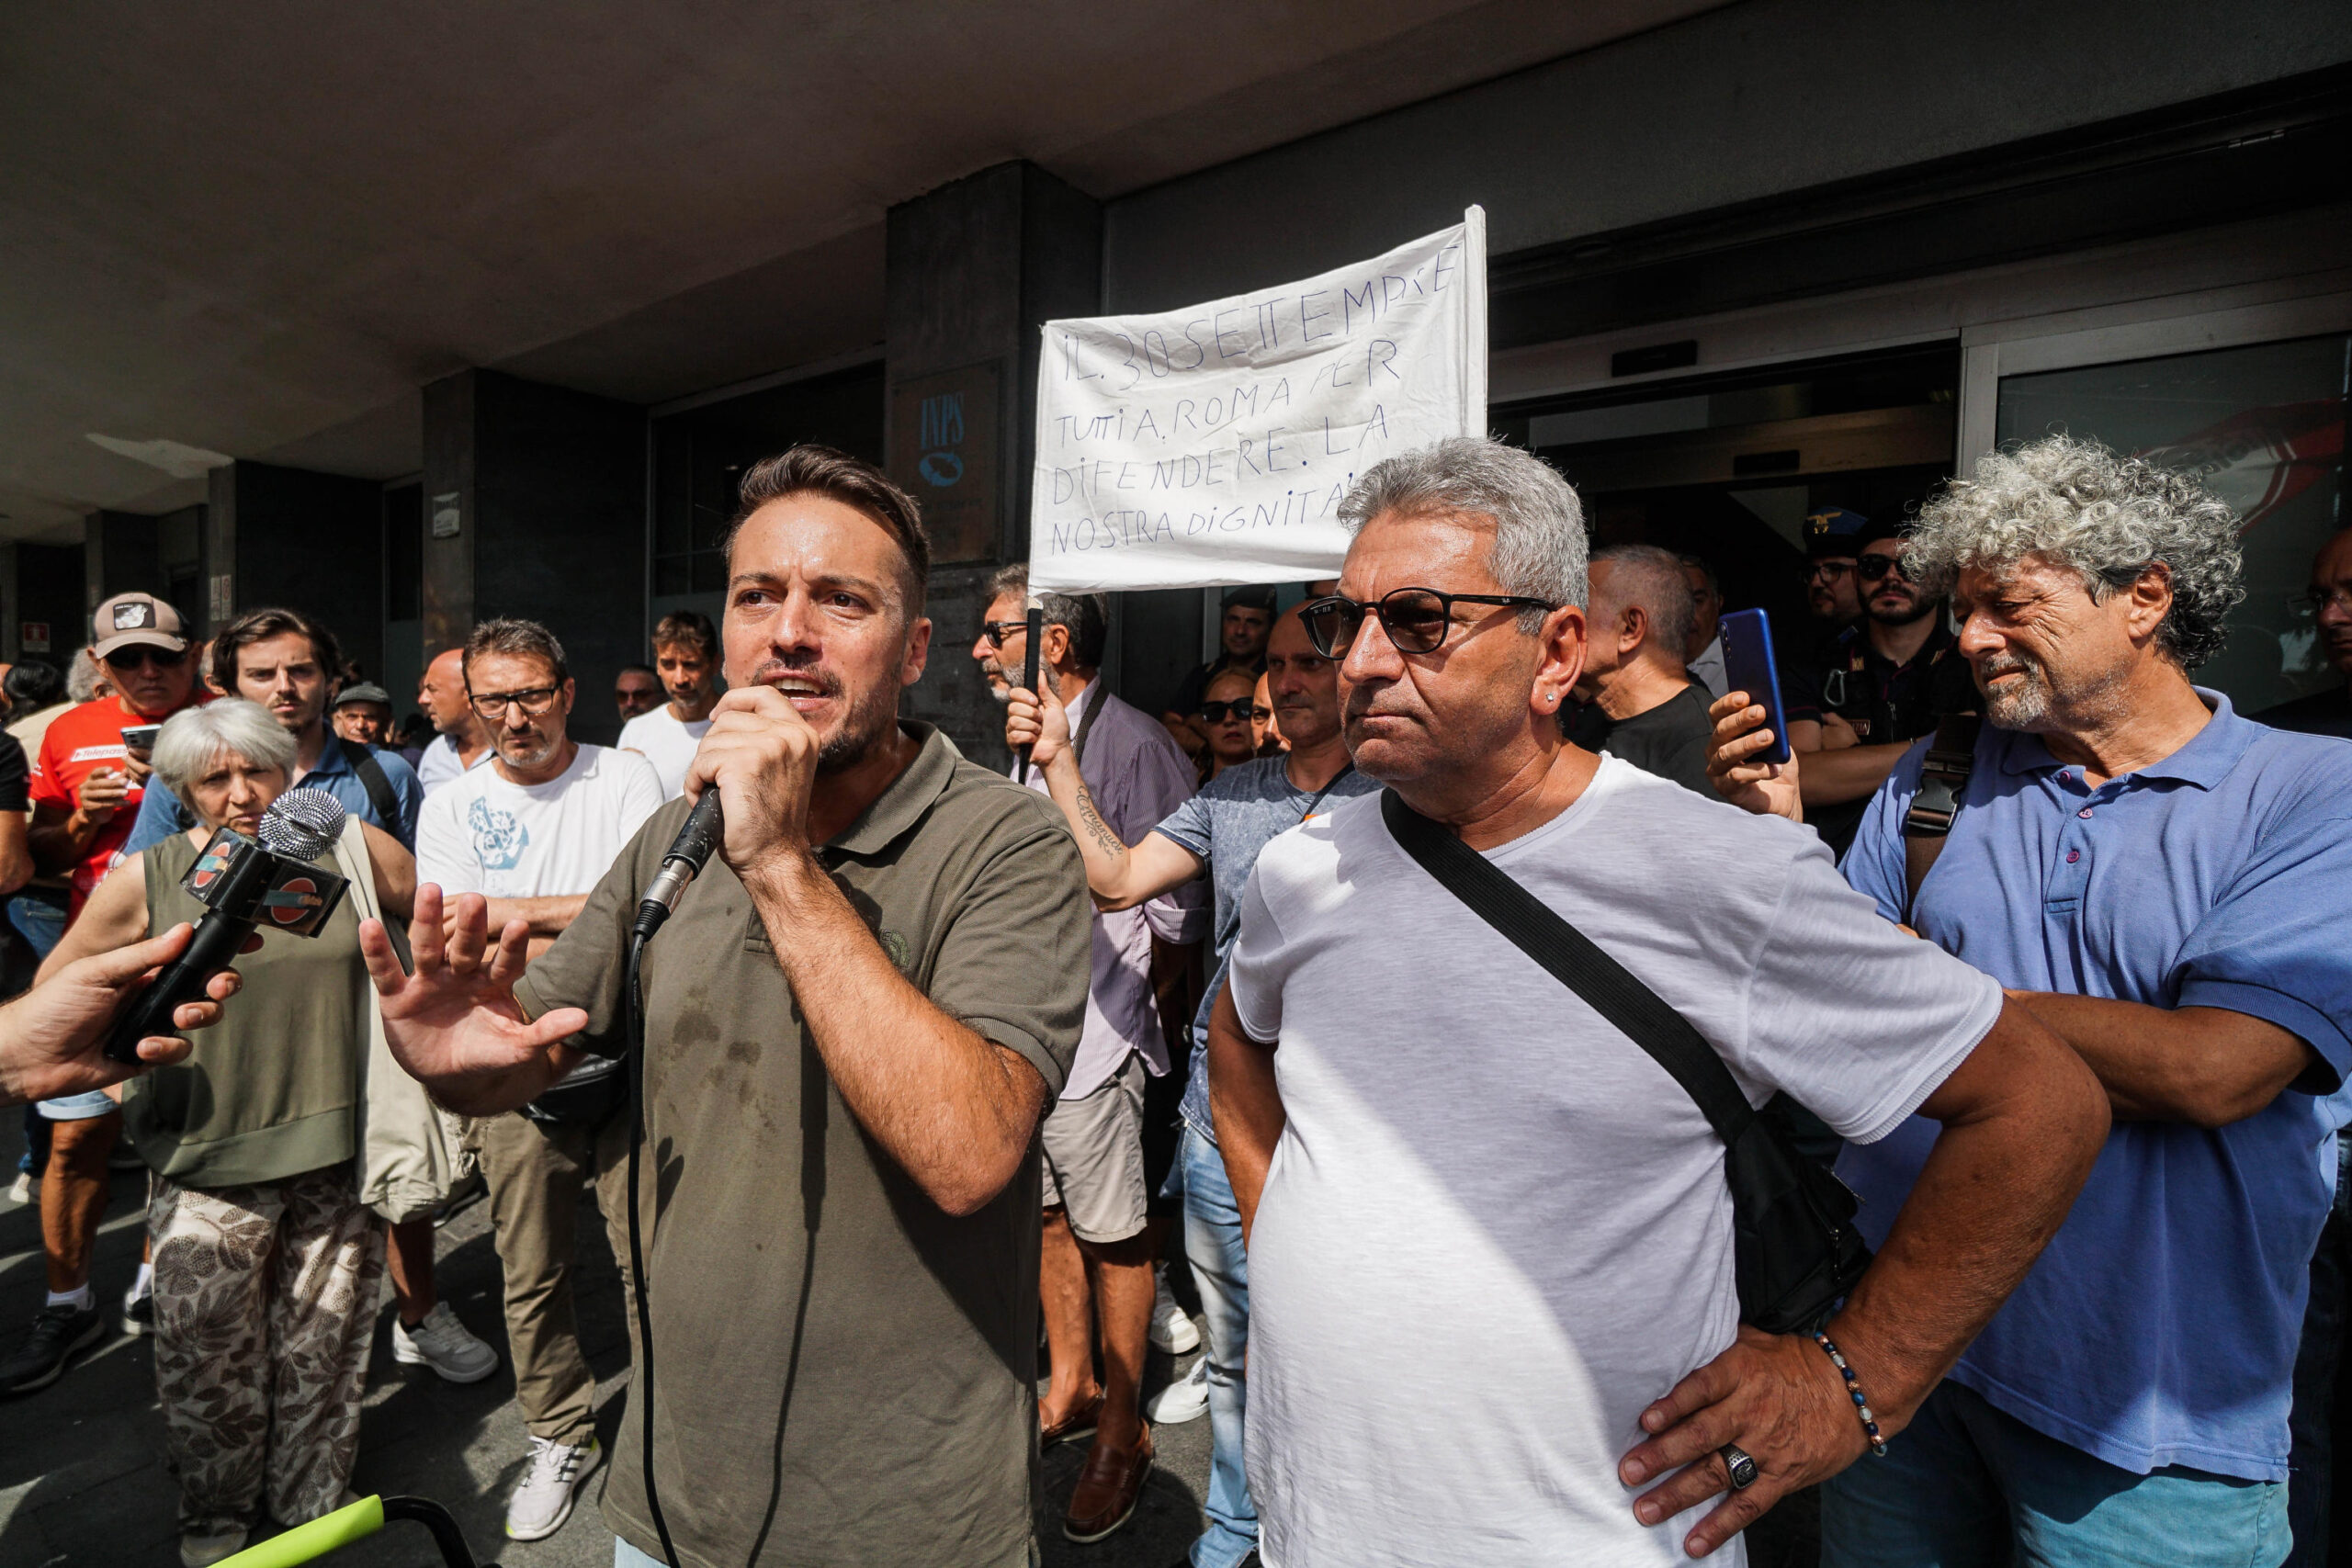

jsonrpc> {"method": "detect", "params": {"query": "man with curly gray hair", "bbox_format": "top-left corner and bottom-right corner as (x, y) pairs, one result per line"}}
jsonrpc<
(1713, 432), (2352, 1567)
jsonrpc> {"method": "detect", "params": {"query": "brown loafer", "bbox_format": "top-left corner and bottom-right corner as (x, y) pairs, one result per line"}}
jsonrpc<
(1040, 1391), (1103, 1449)
(1062, 1422), (1153, 1543)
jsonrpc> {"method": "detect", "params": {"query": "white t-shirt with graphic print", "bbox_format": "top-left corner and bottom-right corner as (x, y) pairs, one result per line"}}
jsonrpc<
(415, 742), (663, 902)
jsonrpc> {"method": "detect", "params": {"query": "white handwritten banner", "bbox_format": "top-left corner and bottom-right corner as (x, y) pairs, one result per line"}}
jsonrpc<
(1029, 208), (1486, 592)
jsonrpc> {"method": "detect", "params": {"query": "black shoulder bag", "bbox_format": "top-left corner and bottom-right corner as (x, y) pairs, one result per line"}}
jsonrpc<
(336, 739), (405, 831)
(1381, 790), (1870, 1335)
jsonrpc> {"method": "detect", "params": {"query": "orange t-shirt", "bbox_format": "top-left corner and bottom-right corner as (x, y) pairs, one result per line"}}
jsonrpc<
(28, 697), (165, 919)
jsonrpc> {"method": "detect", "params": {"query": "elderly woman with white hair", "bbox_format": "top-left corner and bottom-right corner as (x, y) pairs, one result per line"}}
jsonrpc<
(38, 698), (413, 1566)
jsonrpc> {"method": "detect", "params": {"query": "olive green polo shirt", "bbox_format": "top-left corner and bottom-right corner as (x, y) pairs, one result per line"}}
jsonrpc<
(512, 722), (1090, 1568)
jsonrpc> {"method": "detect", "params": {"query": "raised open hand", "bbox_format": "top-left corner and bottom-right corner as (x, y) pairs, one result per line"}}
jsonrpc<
(358, 883), (587, 1117)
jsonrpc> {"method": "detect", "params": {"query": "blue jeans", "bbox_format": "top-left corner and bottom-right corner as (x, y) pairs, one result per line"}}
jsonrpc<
(1179, 1124), (1258, 1568)
(9, 890), (65, 1179)
(1822, 1380), (2290, 1568)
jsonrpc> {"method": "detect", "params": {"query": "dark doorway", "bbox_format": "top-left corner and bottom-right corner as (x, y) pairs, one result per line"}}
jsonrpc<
(1501, 344), (1961, 649)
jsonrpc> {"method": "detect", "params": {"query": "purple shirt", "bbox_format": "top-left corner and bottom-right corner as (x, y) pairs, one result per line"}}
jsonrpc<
(1016, 681), (1204, 1100)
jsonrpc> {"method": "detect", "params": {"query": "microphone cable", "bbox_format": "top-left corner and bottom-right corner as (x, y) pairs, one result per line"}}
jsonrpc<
(625, 931), (682, 1568)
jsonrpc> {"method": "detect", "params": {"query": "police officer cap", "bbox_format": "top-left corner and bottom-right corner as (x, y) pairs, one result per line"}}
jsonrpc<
(1804, 508), (1871, 559)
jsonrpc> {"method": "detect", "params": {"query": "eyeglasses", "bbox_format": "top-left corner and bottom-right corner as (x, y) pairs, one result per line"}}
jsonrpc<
(1300, 589), (1555, 659)
(1805, 559), (1856, 583)
(469, 686), (561, 720)
(1198, 700), (1272, 724)
(978, 620), (1028, 649)
(1856, 554), (1913, 584)
(103, 645), (187, 671)
(2291, 586), (2352, 617)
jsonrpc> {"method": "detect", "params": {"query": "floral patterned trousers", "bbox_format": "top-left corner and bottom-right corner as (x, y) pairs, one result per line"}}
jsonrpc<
(149, 1163), (382, 1535)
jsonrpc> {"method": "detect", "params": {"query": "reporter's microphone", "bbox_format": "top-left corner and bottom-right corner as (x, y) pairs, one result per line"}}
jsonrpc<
(105, 792), (351, 1063)
(633, 789), (724, 941)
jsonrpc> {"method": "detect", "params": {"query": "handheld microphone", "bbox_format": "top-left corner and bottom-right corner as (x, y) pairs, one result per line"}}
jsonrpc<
(105, 792), (351, 1063)
(633, 788), (724, 941)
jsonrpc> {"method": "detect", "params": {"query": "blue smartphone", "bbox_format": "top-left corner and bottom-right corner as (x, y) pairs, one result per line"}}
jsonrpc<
(1717, 607), (1792, 766)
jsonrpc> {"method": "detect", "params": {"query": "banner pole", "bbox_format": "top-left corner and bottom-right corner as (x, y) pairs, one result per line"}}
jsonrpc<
(1018, 599), (1044, 784)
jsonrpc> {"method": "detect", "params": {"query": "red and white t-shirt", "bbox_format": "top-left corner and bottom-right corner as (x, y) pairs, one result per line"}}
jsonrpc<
(29, 697), (170, 918)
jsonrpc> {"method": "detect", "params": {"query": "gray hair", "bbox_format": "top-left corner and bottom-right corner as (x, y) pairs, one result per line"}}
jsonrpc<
(1905, 433), (2245, 670)
(1339, 437), (1588, 627)
(985, 564), (1111, 669)
(1592, 544), (1695, 660)
(465, 616), (569, 684)
(151, 699), (297, 799)
(66, 647), (103, 705)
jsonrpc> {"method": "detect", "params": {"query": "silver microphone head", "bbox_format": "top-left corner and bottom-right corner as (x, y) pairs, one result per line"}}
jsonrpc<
(257, 791), (345, 860)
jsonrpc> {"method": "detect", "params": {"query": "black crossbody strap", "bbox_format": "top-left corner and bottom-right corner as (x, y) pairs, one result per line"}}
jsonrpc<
(1379, 790), (1757, 1147)
(339, 739), (403, 831)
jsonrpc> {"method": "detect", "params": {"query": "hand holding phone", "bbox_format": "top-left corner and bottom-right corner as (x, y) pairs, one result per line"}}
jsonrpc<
(1717, 610), (1791, 766)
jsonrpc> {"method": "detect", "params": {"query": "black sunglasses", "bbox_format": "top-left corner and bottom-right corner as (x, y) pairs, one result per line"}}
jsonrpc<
(1198, 699), (1271, 724)
(1856, 553), (1913, 584)
(979, 620), (1028, 649)
(1301, 588), (1555, 659)
(103, 645), (187, 671)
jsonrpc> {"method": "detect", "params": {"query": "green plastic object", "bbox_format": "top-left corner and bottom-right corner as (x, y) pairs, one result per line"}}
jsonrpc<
(212, 1495), (385, 1566)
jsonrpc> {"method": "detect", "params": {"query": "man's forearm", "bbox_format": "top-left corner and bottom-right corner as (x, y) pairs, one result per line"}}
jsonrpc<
(1796, 742), (1912, 807)
(1825, 1000), (2107, 1439)
(482, 894), (585, 937)
(29, 810), (102, 875)
(743, 848), (1044, 1215)
(1043, 750), (1133, 898)
(1205, 982), (1283, 1247)
(2007, 991), (2314, 1127)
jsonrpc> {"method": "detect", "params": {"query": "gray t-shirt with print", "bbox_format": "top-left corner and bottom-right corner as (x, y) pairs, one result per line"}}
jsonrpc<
(1150, 754), (1382, 1141)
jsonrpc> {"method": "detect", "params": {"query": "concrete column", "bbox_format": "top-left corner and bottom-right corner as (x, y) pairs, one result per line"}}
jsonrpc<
(420, 369), (648, 747)
(205, 461), (385, 675)
(89, 511), (164, 604)
(886, 161), (1102, 770)
(14, 543), (85, 663)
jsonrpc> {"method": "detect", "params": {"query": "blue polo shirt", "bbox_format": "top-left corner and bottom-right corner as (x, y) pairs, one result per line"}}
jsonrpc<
(1839, 692), (2352, 1481)
(124, 736), (424, 853)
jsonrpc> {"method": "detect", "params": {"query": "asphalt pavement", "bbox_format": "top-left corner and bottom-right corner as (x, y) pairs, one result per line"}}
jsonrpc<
(0, 1117), (1213, 1568)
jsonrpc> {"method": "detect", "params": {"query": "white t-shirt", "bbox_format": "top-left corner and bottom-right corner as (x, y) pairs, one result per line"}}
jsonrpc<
(617, 704), (713, 800)
(1227, 757), (2000, 1568)
(415, 743), (663, 901)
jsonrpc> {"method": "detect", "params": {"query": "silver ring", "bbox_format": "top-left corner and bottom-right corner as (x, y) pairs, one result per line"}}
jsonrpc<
(1720, 1443), (1759, 1492)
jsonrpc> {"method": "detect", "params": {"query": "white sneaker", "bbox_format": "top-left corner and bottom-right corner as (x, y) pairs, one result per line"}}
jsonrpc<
(1147, 1355), (1210, 1425)
(506, 1435), (597, 1541)
(1149, 1265), (1200, 1354)
(391, 1301), (499, 1384)
(179, 1527), (248, 1566)
(5, 1170), (36, 1205)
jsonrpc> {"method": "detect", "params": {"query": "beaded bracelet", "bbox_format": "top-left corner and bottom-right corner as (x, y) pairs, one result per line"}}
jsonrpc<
(1812, 1331), (1889, 1457)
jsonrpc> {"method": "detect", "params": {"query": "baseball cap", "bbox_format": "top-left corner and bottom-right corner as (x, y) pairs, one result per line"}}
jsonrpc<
(1804, 508), (1871, 560)
(91, 592), (190, 658)
(333, 682), (392, 709)
(1853, 515), (1909, 551)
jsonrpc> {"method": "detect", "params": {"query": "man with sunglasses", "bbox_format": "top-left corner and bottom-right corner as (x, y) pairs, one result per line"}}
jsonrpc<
(972, 566), (1204, 1545)
(1207, 437), (2107, 1567)
(413, 616), (663, 1542)
(7, 593), (204, 1397)
(1780, 517), (1970, 857)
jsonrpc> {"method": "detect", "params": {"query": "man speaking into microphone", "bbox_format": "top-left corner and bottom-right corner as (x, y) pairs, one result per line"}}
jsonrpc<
(362, 446), (1091, 1568)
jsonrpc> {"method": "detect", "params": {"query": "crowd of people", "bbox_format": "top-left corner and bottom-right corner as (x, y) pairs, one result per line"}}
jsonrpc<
(2, 427), (2349, 1568)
